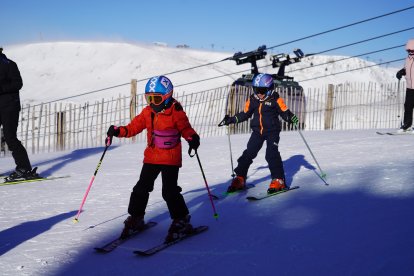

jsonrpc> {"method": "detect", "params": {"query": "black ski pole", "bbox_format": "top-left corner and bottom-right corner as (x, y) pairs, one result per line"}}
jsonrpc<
(218, 116), (235, 178)
(296, 127), (327, 180)
(397, 79), (402, 126)
(190, 149), (219, 219)
(226, 127), (235, 178)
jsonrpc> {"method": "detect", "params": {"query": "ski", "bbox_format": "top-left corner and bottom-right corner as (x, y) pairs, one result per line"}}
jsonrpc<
(376, 131), (413, 136)
(133, 225), (208, 256)
(94, 221), (157, 253)
(387, 132), (413, 135)
(376, 131), (397, 135)
(212, 184), (255, 200)
(0, 175), (70, 186)
(246, 186), (300, 201)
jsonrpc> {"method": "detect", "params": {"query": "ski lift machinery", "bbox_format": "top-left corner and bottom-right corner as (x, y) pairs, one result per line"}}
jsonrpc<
(226, 45), (308, 131)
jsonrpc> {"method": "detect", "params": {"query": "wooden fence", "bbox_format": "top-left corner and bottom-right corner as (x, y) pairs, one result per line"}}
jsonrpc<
(0, 81), (405, 156)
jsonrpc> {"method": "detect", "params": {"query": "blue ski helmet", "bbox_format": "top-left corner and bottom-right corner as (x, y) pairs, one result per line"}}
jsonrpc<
(252, 73), (274, 97)
(145, 75), (174, 105)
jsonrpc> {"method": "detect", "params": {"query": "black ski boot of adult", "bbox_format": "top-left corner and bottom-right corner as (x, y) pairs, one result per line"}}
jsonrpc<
(6, 167), (39, 181)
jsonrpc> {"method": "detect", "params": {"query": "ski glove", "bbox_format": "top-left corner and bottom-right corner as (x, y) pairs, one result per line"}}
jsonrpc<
(188, 133), (200, 150)
(396, 68), (406, 80)
(290, 114), (299, 126)
(106, 125), (120, 145)
(187, 133), (200, 156)
(218, 115), (236, 126)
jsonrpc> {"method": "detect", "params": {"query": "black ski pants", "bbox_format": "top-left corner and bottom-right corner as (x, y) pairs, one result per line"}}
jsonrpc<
(234, 130), (285, 181)
(0, 105), (31, 171)
(128, 163), (189, 220)
(403, 88), (414, 127)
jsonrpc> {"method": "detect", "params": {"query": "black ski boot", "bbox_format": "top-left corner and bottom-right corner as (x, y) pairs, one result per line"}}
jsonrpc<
(120, 215), (145, 239)
(6, 167), (39, 181)
(397, 124), (412, 133)
(165, 215), (194, 243)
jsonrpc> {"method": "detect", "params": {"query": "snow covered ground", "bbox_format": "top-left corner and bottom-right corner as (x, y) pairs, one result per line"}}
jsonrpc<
(1, 129), (413, 275)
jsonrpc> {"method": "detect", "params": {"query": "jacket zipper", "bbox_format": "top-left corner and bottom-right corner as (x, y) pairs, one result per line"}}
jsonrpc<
(259, 102), (263, 135)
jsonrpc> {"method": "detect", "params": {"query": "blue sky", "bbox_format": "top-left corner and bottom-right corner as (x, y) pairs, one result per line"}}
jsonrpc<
(1, 0), (413, 63)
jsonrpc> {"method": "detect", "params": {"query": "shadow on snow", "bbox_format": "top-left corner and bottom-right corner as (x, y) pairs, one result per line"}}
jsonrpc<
(1, 146), (117, 177)
(0, 210), (77, 256)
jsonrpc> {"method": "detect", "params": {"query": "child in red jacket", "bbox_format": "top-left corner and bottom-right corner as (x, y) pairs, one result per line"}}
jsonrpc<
(106, 75), (200, 242)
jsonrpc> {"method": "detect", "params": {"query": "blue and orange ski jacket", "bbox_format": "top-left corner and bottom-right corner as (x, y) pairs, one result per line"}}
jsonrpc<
(233, 92), (294, 135)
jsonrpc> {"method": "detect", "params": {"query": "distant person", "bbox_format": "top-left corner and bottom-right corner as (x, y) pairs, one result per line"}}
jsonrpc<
(396, 39), (414, 133)
(0, 47), (37, 180)
(106, 75), (200, 242)
(219, 73), (298, 194)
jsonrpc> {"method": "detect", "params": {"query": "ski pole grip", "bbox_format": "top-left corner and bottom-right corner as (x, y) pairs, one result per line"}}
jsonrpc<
(105, 136), (112, 146)
(218, 115), (230, 127)
(188, 147), (196, 157)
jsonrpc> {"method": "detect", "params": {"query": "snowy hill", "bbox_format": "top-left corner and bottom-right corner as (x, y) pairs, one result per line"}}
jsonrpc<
(1, 129), (413, 275)
(5, 41), (399, 104)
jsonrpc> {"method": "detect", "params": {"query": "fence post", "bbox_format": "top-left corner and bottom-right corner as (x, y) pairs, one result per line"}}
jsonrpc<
(324, 84), (335, 130)
(130, 79), (137, 119)
(31, 107), (36, 154)
(56, 111), (66, 151)
(25, 104), (30, 149)
(37, 103), (43, 153)
(130, 79), (137, 142)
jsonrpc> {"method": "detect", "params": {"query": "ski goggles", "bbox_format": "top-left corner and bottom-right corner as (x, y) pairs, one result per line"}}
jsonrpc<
(253, 87), (270, 95)
(407, 49), (414, 55)
(145, 92), (172, 105)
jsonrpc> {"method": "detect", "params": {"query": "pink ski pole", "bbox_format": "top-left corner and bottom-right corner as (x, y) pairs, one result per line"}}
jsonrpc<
(73, 137), (111, 223)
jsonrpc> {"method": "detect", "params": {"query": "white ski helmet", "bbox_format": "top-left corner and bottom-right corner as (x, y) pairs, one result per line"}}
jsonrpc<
(406, 39), (414, 51)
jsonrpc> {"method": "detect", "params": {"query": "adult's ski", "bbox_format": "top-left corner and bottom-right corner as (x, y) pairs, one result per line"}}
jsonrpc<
(0, 175), (70, 186)
(212, 184), (255, 200)
(246, 186), (300, 201)
(94, 221), (157, 253)
(376, 131), (413, 136)
(133, 225), (208, 256)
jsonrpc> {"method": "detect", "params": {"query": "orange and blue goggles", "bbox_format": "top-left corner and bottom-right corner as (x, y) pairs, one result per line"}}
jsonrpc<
(145, 91), (172, 105)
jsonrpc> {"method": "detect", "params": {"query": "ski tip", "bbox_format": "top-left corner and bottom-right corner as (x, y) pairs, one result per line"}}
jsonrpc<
(146, 221), (158, 227)
(246, 186), (300, 200)
(134, 225), (209, 256)
(133, 250), (149, 256)
(246, 196), (259, 201)
(211, 194), (220, 200)
(197, 225), (209, 231)
(72, 218), (79, 223)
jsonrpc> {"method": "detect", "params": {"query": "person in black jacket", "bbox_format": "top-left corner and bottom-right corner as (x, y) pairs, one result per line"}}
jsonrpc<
(219, 73), (298, 194)
(0, 48), (37, 180)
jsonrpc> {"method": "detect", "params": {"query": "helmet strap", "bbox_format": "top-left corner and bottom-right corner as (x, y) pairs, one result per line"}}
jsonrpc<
(150, 103), (165, 113)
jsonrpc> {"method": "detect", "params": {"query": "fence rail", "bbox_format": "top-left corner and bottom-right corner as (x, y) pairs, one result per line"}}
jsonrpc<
(0, 81), (405, 156)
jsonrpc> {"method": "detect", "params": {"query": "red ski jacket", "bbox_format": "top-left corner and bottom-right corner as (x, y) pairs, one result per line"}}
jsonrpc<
(117, 100), (197, 167)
